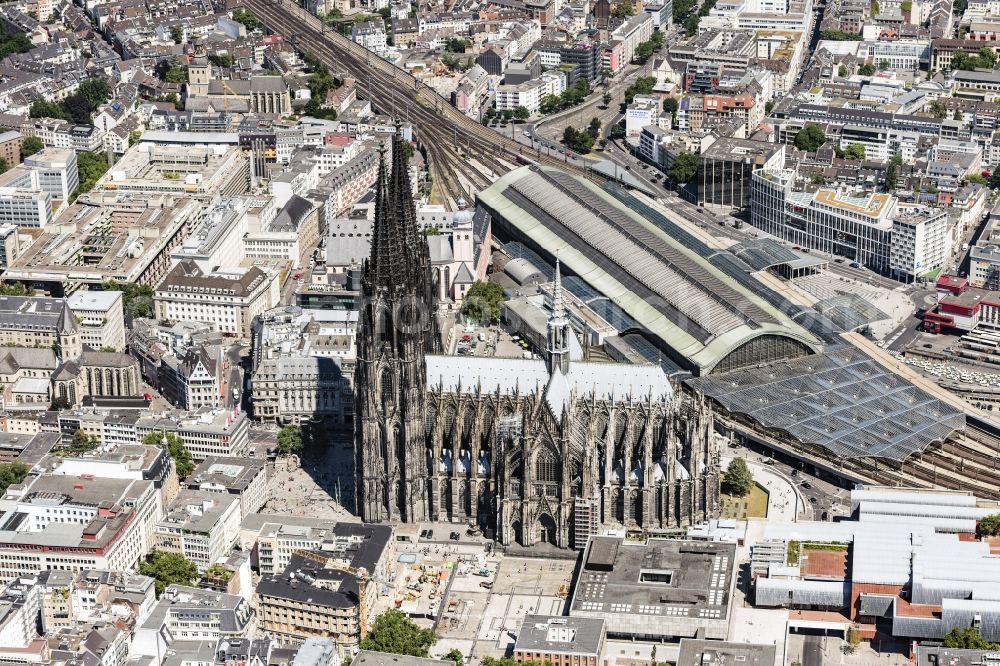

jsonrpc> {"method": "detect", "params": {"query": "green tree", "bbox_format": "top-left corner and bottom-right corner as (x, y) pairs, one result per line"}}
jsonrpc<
(444, 649), (464, 666)
(943, 627), (1000, 650)
(0, 462), (28, 495)
(929, 99), (948, 118)
(139, 550), (199, 596)
(878, 59), (889, 70)
(870, 0), (880, 14)
(444, 37), (471, 52)
(562, 126), (596, 153)
(634, 40), (655, 64)
(461, 281), (505, 323)
(68, 429), (98, 455)
(209, 53), (234, 67)
(885, 152), (902, 190)
(29, 99), (69, 121)
(76, 152), (109, 195)
(991, 167), (1000, 189)
(843, 143), (867, 160)
(684, 13), (700, 35)
(609, 121), (626, 140)
(858, 62), (876, 75)
(231, 8), (261, 31)
(0, 30), (32, 59)
(277, 425), (304, 455)
(360, 609), (437, 656)
(611, 0), (636, 17)
(966, 173), (988, 185)
(794, 124), (826, 152)
(846, 627), (862, 653)
(650, 30), (664, 47)
(722, 457), (754, 496)
(955, 108), (965, 121)
(838, 64), (848, 77)
(603, 91), (612, 107)
(624, 75), (656, 103)
(101, 280), (154, 319)
(129, 130), (142, 147)
(819, 29), (862, 40)
(21, 136), (43, 158)
(540, 94), (562, 114)
(513, 105), (530, 120)
(165, 66), (188, 84)
(978, 513), (1000, 536)
(0, 282), (31, 296)
(143, 431), (194, 477)
(169, 25), (183, 43)
(667, 152), (698, 183)
(587, 116), (602, 139)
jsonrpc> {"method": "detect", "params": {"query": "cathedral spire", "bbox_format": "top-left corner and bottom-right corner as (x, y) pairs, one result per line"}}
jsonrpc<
(551, 256), (566, 323)
(365, 142), (410, 295)
(546, 256), (571, 376)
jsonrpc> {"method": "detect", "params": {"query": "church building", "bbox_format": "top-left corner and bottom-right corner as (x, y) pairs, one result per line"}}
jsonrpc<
(354, 134), (722, 548)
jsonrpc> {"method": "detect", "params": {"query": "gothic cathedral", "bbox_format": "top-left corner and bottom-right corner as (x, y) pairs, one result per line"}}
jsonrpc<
(354, 135), (722, 548)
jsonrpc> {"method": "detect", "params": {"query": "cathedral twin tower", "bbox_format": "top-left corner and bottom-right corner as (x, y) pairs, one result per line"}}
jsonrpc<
(354, 135), (721, 548)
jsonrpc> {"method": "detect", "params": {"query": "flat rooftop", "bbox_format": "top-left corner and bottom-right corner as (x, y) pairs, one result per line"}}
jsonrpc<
(4, 197), (202, 285)
(514, 615), (605, 656)
(677, 639), (777, 666)
(187, 456), (265, 492)
(569, 537), (736, 639)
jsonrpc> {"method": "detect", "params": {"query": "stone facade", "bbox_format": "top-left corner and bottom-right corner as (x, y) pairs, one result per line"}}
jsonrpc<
(354, 135), (721, 548)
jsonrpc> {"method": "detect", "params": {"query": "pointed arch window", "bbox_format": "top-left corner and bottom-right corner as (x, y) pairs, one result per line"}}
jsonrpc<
(535, 450), (558, 483)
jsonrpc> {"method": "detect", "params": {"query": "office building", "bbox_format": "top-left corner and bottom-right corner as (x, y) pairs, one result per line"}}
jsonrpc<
(569, 537), (736, 640)
(155, 490), (242, 572)
(257, 526), (392, 651)
(513, 616), (606, 666)
(751, 169), (897, 270)
(132, 585), (255, 663)
(154, 261), (280, 339)
(0, 188), (52, 228)
(66, 291), (126, 352)
(23, 148), (79, 202)
(0, 475), (159, 583)
(697, 140), (784, 212)
(186, 456), (268, 519)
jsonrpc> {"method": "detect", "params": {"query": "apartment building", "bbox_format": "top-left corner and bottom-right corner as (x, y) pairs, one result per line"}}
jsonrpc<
(0, 296), (82, 360)
(890, 209), (951, 281)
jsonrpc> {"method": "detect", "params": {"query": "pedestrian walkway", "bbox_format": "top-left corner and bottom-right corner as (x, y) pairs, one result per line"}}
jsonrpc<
(723, 454), (804, 522)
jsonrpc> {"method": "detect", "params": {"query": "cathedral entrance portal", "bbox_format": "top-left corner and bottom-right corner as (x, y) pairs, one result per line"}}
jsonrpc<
(538, 513), (557, 546)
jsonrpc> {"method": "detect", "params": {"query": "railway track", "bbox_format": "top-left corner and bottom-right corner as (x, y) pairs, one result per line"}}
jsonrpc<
(246, 0), (594, 206)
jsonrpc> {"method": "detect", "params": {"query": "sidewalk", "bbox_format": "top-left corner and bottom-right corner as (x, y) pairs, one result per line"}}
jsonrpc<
(723, 454), (804, 522)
